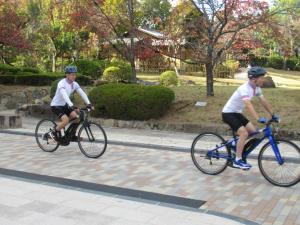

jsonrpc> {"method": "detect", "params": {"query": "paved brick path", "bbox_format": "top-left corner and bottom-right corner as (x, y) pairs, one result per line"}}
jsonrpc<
(0, 132), (299, 225)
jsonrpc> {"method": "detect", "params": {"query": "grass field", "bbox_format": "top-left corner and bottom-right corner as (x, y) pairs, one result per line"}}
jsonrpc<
(138, 68), (300, 130)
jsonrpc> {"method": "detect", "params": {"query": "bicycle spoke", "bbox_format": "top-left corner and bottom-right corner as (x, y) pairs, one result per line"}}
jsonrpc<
(191, 133), (229, 175)
(78, 122), (107, 158)
(258, 139), (300, 187)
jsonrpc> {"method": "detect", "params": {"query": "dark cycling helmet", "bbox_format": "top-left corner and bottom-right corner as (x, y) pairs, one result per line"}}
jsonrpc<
(64, 65), (77, 74)
(248, 66), (266, 79)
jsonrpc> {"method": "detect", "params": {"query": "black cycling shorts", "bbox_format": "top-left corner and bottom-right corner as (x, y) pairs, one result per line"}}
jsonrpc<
(222, 113), (250, 132)
(51, 104), (73, 118)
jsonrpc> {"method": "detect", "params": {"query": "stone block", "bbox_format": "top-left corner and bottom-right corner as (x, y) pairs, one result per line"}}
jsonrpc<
(0, 115), (22, 129)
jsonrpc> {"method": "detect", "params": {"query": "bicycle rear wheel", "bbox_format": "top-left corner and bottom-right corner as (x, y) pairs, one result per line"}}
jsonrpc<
(78, 122), (107, 158)
(35, 119), (59, 152)
(191, 132), (229, 175)
(258, 139), (300, 187)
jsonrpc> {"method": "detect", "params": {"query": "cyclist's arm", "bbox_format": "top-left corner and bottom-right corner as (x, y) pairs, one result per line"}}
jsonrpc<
(59, 88), (74, 107)
(258, 96), (273, 117)
(244, 99), (259, 121)
(76, 87), (91, 105)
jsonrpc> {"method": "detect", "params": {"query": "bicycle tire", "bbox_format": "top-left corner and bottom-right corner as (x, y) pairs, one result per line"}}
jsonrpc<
(78, 122), (107, 158)
(258, 139), (300, 187)
(35, 119), (59, 152)
(191, 132), (229, 175)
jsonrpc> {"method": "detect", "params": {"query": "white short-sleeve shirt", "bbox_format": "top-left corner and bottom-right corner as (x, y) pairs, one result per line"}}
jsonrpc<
(51, 79), (79, 106)
(222, 82), (263, 113)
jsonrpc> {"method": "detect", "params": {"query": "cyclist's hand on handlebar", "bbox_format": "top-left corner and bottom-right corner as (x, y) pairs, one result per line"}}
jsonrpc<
(258, 117), (267, 124)
(272, 114), (280, 122)
(87, 104), (94, 111)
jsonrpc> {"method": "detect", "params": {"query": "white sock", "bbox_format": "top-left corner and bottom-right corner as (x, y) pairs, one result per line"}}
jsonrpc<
(236, 157), (241, 161)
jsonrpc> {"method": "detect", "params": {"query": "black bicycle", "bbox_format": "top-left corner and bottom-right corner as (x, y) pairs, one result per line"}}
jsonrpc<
(35, 107), (107, 158)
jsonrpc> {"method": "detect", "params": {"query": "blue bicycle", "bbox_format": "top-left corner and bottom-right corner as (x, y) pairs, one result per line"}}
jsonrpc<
(191, 118), (300, 187)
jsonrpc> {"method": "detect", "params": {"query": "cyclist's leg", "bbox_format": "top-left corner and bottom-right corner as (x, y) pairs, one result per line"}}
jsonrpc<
(235, 114), (252, 158)
(245, 122), (256, 134)
(56, 115), (69, 131)
(68, 110), (81, 141)
(222, 113), (251, 169)
(236, 126), (248, 158)
(50, 106), (69, 140)
(69, 110), (80, 123)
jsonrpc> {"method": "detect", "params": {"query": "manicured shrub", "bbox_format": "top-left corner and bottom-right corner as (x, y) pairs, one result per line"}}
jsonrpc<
(248, 55), (268, 67)
(159, 70), (178, 86)
(268, 56), (284, 69)
(0, 75), (16, 84)
(108, 58), (132, 82)
(286, 57), (299, 70)
(88, 83), (175, 120)
(223, 59), (239, 72)
(50, 79), (61, 98)
(102, 66), (121, 82)
(74, 59), (106, 79)
(75, 75), (93, 85)
(0, 64), (22, 75)
(0, 64), (41, 75)
(22, 67), (40, 74)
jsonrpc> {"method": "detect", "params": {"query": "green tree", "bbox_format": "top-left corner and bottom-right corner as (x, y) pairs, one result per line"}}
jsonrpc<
(70, 0), (140, 82)
(140, 0), (171, 29)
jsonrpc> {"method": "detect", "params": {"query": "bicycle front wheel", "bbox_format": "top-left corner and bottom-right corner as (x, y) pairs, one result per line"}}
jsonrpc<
(258, 139), (300, 187)
(35, 119), (59, 152)
(78, 122), (107, 158)
(191, 132), (229, 175)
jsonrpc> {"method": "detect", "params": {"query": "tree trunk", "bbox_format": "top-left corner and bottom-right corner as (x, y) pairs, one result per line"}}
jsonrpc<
(52, 52), (57, 72)
(283, 56), (287, 70)
(205, 63), (214, 96)
(130, 56), (137, 83)
(127, 0), (137, 83)
(61, 56), (64, 72)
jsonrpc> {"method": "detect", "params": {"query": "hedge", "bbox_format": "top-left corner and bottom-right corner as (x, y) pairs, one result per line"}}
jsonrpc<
(108, 58), (132, 82)
(0, 74), (92, 86)
(0, 64), (40, 75)
(102, 66), (122, 82)
(74, 59), (108, 79)
(88, 83), (175, 120)
(268, 56), (284, 69)
(159, 71), (178, 86)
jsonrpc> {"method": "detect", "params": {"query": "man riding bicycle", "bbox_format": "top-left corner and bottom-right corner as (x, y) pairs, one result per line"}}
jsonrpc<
(222, 66), (279, 169)
(50, 65), (93, 142)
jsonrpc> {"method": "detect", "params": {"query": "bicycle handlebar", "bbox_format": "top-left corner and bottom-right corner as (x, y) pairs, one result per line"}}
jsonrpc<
(80, 107), (93, 112)
(265, 118), (280, 126)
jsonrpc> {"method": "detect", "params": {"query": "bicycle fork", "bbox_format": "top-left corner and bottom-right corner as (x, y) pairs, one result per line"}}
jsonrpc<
(268, 135), (284, 165)
(83, 122), (95, 142)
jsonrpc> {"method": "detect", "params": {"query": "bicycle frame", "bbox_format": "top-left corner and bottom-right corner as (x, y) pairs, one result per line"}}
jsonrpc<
(61, 107), (95, 142)
(207, 120), (284, 164)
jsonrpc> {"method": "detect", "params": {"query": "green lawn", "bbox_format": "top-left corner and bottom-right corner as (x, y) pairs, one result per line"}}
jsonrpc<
(138, 69), (300, 130)
(157, 85), (300, 130)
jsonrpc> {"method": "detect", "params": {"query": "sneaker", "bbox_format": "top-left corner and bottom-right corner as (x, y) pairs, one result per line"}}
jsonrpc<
(49, 130), (58, 143)
(233, 159), (251, 170)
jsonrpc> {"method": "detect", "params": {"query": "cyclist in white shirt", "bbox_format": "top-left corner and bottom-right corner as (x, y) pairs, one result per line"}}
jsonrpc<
(222, 67), (279, 169)
(50, 65), (93, 142)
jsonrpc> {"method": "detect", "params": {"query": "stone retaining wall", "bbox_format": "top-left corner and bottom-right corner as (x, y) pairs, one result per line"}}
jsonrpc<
(0, 87), (50, 111)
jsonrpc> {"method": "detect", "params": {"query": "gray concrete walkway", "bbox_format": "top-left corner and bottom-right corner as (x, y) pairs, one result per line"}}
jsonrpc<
(0, 176), (246, 225)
